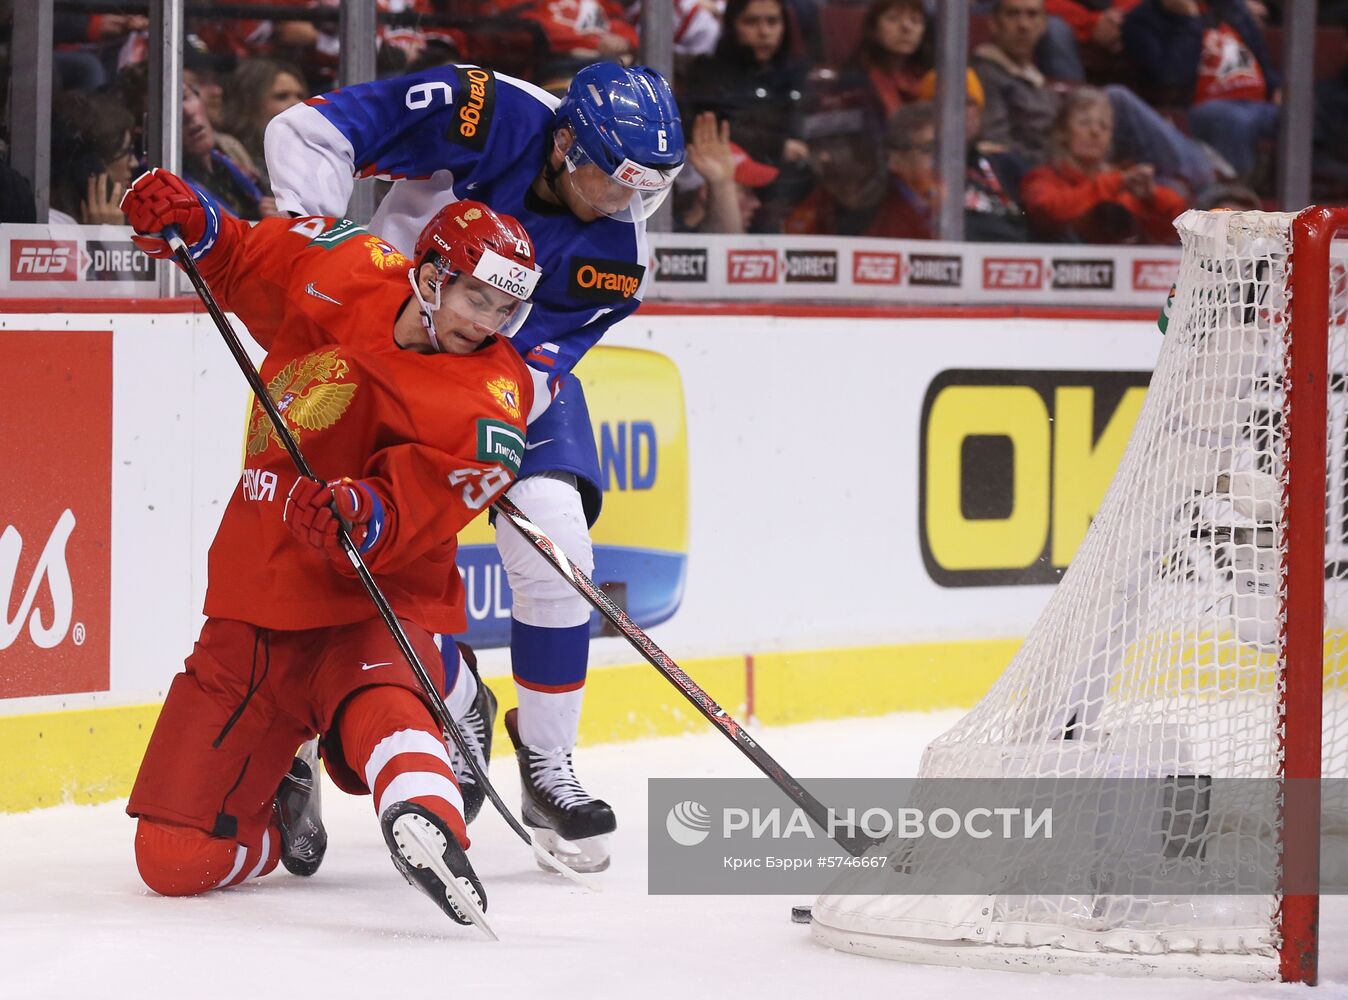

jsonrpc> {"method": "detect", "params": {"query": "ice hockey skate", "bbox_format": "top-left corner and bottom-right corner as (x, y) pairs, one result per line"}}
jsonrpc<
(274, 741), (327, 877)
(380, 800), (494, 938)
(504, 707), (615, 873)
(448, 642), (497, 825)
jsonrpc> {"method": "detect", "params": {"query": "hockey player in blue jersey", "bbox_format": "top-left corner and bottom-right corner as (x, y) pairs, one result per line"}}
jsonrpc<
(265, 62), (684, 872)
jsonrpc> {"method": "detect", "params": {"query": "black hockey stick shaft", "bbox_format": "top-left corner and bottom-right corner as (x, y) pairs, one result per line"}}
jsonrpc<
(491, 496), (873, 857)
(167, 233), (555, 865)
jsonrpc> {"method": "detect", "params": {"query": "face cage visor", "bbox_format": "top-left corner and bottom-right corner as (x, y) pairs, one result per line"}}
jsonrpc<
(410, 247), (539, 350)
(563, 142), (683, 223)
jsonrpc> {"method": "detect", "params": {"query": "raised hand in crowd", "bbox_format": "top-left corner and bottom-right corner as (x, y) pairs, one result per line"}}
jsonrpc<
(687, 111), (737, 186)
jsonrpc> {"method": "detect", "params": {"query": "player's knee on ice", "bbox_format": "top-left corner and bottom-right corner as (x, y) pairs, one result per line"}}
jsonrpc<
(134, 817), (279, 897)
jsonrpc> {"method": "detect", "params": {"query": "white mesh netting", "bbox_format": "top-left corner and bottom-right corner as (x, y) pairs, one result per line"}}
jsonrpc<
(813, 210), (1348, 980)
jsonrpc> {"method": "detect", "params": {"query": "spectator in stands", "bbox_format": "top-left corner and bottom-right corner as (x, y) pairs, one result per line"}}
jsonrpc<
(881, 101), (939, 239)
(48, 91), (137, 226)
(54, 10), (147, 91)
(1121, 0), (1280, 181)
(1020, 86), (1187, 243)
(918, 69), (1032, 241)
(222, 58), (308, 181)
(683, 0), (810, 175)
(783, 97), (921, 238)
(675, 111), (779, 233)
(183, 45), (261, 177)
(845, 0), (935, 121)
(183, 83), (276, 220)
(1042, 1), (1141, 82)
(624, 0), (722, 58)
(522, 0), (638, 64)
(975, 0), (1217, 194)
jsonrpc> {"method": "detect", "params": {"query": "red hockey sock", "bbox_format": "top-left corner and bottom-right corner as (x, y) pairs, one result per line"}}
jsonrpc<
(339, 685), (469, 850)
(135, 817), (280, 897)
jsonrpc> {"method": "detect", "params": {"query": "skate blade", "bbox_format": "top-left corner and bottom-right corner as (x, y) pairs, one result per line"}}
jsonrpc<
(391, 813), (498, 941)
(531, 828), (611, 875)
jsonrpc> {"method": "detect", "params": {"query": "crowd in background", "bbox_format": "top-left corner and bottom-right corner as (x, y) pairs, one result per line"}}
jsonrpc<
(4, 0), (1348, 244)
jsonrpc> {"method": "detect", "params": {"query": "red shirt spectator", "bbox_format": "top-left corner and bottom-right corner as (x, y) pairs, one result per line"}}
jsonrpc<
(522, 0), (639, 62)
(845, 0), (935, 122)
(1045, 1), (1141, 50)
(1020, 87), (1187, 243)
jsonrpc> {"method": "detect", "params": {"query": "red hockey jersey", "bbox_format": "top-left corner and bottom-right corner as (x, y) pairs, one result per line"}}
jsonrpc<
(196, 213), (533, 633)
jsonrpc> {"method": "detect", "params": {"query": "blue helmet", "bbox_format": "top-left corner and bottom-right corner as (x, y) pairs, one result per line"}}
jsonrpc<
(554, 63), (685, 221)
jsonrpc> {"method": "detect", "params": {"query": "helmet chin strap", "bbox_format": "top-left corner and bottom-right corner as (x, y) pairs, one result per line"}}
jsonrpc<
(407, 267), (445, 353)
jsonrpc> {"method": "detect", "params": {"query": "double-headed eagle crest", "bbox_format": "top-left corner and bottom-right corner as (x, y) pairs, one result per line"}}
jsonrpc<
(246, 348), (358, 456)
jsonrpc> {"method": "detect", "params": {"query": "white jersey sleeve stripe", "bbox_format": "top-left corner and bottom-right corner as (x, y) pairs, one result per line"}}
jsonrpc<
(264, 102), (359, 218)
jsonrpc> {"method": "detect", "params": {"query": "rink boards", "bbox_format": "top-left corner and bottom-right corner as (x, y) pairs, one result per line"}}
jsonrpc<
(1, 301), (1171, 811)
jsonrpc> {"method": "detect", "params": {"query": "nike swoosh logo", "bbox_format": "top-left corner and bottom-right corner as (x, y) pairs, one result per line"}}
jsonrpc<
(524, 438), (554, 450)
(359, 661), (393, 671)
(306, 282), (342, 305)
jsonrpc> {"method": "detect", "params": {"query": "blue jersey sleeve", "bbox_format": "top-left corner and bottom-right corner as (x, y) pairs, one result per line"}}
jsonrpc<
(266, 65), (556, 218)
(309, 65), (497, 182)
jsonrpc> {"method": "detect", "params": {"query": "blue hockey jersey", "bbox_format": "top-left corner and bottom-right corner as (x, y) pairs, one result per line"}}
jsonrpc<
(265, 64), (650, 378)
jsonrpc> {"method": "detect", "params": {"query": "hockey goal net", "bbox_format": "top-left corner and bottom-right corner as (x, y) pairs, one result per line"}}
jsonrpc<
(812, 208), (1348, 983)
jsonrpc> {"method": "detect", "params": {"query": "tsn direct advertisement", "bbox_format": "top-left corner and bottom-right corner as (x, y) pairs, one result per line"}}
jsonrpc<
(646, 232), (1179, 308)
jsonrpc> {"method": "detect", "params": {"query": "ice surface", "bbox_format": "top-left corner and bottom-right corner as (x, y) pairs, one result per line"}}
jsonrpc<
(2, 710), (1344, 999)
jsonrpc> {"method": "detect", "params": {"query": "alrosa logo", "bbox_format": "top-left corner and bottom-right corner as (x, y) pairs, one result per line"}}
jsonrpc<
(0, 509), (77, 650)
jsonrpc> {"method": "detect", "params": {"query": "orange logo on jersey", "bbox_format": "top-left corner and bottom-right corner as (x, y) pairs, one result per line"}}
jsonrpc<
(487, 376), (521, 420)
(247, 348), (358, 456)
(364, 236), (410, 271)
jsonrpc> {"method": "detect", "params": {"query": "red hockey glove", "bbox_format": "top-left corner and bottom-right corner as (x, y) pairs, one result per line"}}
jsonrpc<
(283, 477), (390, 565)
(119, 167), (217, 259)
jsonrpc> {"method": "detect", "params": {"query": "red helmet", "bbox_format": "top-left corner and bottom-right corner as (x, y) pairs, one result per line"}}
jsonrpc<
(413, 200), (541, 303)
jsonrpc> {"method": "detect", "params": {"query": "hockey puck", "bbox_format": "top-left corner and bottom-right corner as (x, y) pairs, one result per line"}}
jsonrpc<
(791, 905), (812, 924)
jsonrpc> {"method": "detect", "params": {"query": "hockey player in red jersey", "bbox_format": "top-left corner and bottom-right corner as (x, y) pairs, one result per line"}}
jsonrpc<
(120, 168), (544, 927)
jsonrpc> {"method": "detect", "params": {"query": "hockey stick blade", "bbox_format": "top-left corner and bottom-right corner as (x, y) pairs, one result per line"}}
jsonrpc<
(166, 230), (598, 891)
(529, 836), (603, 891)
(492, 497), (876, 858)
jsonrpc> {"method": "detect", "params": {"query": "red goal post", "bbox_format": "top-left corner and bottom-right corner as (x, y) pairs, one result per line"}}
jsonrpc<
(1281, 206), (1348, 983)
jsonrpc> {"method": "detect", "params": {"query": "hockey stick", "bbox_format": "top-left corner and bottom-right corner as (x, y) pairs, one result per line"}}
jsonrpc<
(165, 231), (598, 901)
(491, 497), (876, 858)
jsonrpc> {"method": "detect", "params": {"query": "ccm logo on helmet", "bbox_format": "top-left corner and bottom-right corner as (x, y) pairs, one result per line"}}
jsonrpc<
(569, 257), (645, 302)
(449, 67), (495, 151)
